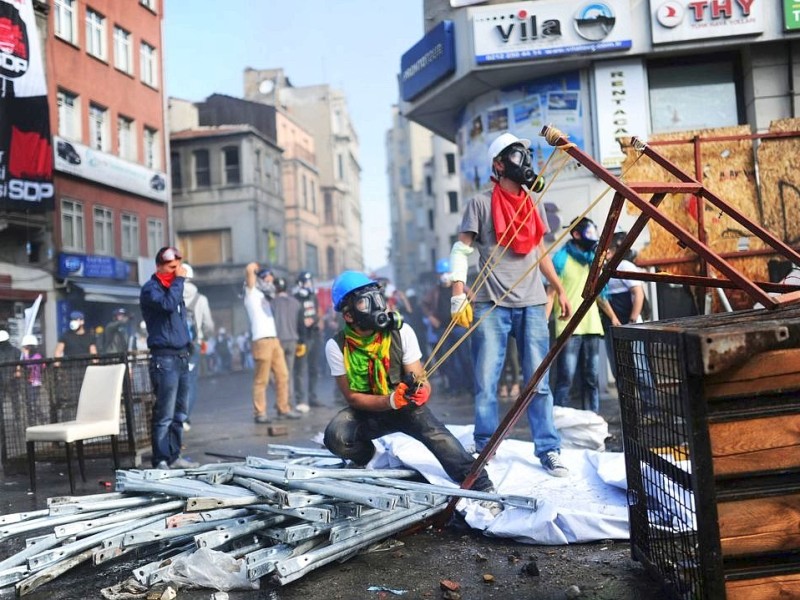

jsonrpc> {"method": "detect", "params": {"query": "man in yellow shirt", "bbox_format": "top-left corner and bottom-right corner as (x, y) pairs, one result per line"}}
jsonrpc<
(548, 217), (604, 414)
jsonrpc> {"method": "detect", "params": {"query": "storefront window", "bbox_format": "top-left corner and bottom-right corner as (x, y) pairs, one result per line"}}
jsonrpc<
(648, 57), (741, 134)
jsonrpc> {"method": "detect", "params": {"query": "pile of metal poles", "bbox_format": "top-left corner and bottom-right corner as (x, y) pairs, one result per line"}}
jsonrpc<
(0, 445), (523, 596)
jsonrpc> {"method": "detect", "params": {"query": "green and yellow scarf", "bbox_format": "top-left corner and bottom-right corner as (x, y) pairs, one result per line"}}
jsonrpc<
(342, 324), (392, 395)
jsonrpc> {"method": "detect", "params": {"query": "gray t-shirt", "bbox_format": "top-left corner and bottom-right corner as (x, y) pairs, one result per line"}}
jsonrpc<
(460, 191), (549, 308)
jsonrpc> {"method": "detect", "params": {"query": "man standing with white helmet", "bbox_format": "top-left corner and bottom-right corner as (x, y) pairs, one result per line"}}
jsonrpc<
(449, 131), (572, 477)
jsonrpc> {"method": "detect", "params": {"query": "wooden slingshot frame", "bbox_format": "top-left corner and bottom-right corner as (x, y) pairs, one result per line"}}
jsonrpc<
(438, 124), (800, 519)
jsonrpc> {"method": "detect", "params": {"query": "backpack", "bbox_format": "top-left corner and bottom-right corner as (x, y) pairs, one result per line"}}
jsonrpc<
(334, 328), (404, 388)
(102, 322), (128, 354)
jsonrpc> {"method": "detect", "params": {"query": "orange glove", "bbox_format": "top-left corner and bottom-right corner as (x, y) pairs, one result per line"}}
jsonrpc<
(389, 381), (430, 410)
(295, 343), (307, 358)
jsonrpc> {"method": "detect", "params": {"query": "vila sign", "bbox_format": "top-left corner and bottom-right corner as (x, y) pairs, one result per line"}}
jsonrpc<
(471, 0), (633, 64)
(650, 0), (763, 44)
(786, 0), (800, 30)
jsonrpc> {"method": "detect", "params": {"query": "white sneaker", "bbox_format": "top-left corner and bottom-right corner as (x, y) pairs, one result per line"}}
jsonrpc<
(296, 403), (310, 413)
(154, 461), (170, 470)
(170, 456), (200, 469)
(182, 421), (191, 432)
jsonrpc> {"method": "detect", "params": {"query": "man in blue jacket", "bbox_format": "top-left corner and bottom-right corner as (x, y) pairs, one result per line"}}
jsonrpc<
(140, 246), (199, 470)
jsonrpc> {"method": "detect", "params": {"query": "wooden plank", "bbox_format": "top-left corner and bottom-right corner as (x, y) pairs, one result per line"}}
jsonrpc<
(709, 414), (800, 475)
(726, 572), (800, 600)
(705, 349), (800, 399)
(718, 493), (800, 556)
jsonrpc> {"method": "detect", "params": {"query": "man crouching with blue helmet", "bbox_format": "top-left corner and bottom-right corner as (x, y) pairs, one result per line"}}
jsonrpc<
(323, 271), (499, 508)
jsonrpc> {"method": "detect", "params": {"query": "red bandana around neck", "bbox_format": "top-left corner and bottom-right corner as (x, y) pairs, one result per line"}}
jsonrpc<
(491, 183), (545, 255)
(156, 271), (176, 288)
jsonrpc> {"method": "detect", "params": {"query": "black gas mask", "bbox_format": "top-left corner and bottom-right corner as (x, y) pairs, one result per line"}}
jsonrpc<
(574, 220), (600, 252)
(346, 286), (404, 331)
(499, 144), (544, 192)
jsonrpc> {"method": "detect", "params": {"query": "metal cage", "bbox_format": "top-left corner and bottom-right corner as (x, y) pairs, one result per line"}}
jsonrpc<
(614, 305), (800, 599)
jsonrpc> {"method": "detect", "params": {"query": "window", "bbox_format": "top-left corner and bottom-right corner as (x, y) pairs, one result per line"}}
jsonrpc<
(273, 159), (281, 194)
(121, 213), (139, 258)
(193, 149), (210, 187)
(649, 56), (741, 134)
(85, 9), (107, 60)
(171, 152), (182, 189)
(447, 191), (459, 213)
(144, 127), (160, 169)
(425, 175), (433, 196)
(324, 191), (334, 225)
(176, 230), (233, 264)
(223, 146), (240, 185)
(337, 154), (344, 181)
(146, 218), (164, 257)
(254, 149), (261, 182)
(302, 174), (308, 209)
(54, 0), (77, 44)
(89, 103), (109, 151)
(140, 41), (158, 87)
(113, 26), (132, 74)
(445, 153), (456, 175)
(304, 243), (319, 277)
(140, 0), (156, 11)
(117, 115), (135, 161)
(93, 206), (114, 255)
(311, 181), (317, 214)
(61, 199), (85, 251)
(267, 230), (281, 264)
(57, 89), (80, 140)
(326, 246), (336, 280)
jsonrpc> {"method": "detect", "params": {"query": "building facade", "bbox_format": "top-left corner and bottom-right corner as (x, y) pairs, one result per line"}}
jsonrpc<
(399, 0), (800, 257)
(0, 0), (168, 353)
(169, 98), (286, 337)
(244, 68), (363, 279)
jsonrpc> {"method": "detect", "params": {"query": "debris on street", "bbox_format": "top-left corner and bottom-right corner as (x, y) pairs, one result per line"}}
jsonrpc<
(0, 446), (518, 596)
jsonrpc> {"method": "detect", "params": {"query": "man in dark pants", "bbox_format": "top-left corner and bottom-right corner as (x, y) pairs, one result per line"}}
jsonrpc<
(322, 271), (500, 515)
(294, 271), (322, 410)
(140, 246), (199, 470)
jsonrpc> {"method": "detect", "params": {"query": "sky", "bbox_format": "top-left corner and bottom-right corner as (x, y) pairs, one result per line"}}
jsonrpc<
(163, 1), (425, 272)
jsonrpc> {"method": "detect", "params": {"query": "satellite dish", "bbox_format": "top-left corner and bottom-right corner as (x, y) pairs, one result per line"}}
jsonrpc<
(258, 79), (275, 95)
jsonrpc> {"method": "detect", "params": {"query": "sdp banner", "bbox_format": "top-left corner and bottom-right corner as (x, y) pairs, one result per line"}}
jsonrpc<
(0, 0), (53, 209)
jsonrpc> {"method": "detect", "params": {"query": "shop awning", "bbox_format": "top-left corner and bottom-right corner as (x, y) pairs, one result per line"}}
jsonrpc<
(72, 281), (142, 305)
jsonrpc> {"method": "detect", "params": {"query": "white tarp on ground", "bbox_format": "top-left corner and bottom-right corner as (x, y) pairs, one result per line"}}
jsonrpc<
(367, 423), (630, 545)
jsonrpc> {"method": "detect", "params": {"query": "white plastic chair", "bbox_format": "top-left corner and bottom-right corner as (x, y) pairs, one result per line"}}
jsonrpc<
(26, 363), (127, 493)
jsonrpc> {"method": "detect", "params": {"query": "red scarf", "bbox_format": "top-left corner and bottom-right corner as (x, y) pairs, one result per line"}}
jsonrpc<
(156, 272), (176, 288)
(491, 183), (545, 255)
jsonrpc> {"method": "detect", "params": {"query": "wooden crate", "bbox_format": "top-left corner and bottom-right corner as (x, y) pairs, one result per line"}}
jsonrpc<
(614, 303), (800, 599)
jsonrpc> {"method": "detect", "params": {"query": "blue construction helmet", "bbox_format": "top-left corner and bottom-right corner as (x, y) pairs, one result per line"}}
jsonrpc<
(435, 258), (451, 274)
(332, 271), (376, 312)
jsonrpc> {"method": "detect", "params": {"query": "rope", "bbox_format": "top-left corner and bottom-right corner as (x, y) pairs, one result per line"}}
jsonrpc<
(422, 127), (646, 381)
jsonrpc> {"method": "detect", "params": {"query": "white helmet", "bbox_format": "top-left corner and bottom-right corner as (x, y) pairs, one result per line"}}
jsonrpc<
(488, 132), (531, 161)
(183, 263), (194, 279)
(22, 334), (38, 347)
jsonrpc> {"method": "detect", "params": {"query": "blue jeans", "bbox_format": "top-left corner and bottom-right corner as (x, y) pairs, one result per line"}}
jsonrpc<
(149, 353), (190, 466)
(553, 334), (601, 413)
(436, 325), (474, 395)
(471, 303), (560, 459)
(324, 404), (493, 491)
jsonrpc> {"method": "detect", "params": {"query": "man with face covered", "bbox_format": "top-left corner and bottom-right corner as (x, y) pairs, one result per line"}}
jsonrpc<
(323, 271), (500, 511)
(450, 132), (572, 477)
(548, 217), (605, 414)
(55, 311), (97, 358)
(243, 262), (300, 423)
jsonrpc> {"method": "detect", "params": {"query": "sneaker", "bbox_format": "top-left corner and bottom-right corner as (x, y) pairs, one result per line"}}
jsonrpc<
(277, 410), (302, 420)
(182, 421), (191, 432)
(540, 451), (569, 478)
(254, 414), (271, 424)
(170, 456), (200, 469)
(154, 461), (170, 470)
(296, 403), (310, 413)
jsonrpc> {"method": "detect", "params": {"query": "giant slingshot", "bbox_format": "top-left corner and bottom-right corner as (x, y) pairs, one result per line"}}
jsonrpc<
(433, 124), (800, 520)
